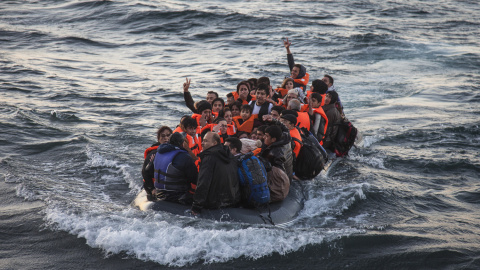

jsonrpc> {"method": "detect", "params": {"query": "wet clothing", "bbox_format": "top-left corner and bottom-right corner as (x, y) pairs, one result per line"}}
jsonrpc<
(192, 144), (241, 213)
(322, 103), (342, 151)
(153, 143), (198, 203)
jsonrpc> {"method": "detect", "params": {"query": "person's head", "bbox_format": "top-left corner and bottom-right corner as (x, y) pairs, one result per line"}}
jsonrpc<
(223, 107), (233, 124)
(206, 91), (218, 104)
(288, 99), (301, 112)
(229, 101), (242, 117)
(202, 131), (220, 150)
(156, 126), (173, 144)
(291, 64), (302, 79)
(264, 125), (282, 146)
(240, 104), (253, 121)
(226, 93), (235, 106)
(281, 78), (295, 90)
(181, 116), (198, 136)
(256, 125), (266, 142)
(247, 78), (257, 92)
(197, 100), (212, 121)
(250, 127), (258, 140)
(271, 106), (284, 120)
(236, 81), (251, 100)
(255, 83), (270, 104)
(224, 137), (242, 155)
(236, 131), (249, 139)
(280, 113), (297, 130)
(212, 97), (225, 113)
(257, 77), (271, 87)
(169, 132), (185, 148)
(213, 117), (228, 135)
(311, 79), (328, 94)
(322, 75), (334, 87)
(284, 89), (299, 105)
(325, 91), (338, 105)
(310, 92), (323, 108)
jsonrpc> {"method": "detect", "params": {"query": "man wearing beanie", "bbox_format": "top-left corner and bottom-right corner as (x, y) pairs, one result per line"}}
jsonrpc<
(280, 112), (303, 159)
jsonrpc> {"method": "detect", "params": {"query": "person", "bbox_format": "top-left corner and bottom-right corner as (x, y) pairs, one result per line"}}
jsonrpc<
(183, 78), (219, 113)
(275, 77), (294, 98)
(270, 105), (284, 120)
(229, 101), (242, 117)
(222, 107), (236, 135)
(322, 74), (343, 109)
(279, 112), (302, 159)
(309, 92), (328, 144)
(224, 137), (242, 157)
(142, 126), (172, 201)
(322, 91), (342, 152)
(249, 83), (273, 121)
(260, 123), (293, 202)
(233, 104), (260, 134)
(226, 92), (235, 106)
(307, 79), (328, 106)
(234, 81), (253, 105)
(211, 97), (225, 118)
(191, 132), (241, 214)
(256, 125), (267, 143)
(288, 99), (311, 130)
(283, 38), (310, 90)
(153, 133), (198, 204)
(175, 116), (201, 159)
(192, 100), (214, 128)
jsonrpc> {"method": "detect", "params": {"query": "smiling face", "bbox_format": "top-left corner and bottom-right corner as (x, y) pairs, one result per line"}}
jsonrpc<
(206, 93), (216, 104)
(291, 66), (300, 79)
(255, 90), (267, 105)
(285, 80), (294, 90)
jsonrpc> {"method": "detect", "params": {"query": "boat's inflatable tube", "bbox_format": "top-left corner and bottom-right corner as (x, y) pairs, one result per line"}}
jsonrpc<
(133, 181), (306, 226)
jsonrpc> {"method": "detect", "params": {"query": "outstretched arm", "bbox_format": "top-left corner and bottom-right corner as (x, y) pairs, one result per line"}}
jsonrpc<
(284, 38), (295, 71)
(283, 37), (292, 55)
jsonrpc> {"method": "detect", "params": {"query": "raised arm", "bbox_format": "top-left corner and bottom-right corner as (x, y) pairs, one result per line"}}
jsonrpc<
(183, 78), (197, 113)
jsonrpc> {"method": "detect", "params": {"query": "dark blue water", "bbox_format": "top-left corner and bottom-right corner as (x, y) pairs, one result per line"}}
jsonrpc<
(1, 0), (479, 269)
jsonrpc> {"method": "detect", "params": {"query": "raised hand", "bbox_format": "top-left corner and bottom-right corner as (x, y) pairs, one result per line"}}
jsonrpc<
(183, 78), (191, 92)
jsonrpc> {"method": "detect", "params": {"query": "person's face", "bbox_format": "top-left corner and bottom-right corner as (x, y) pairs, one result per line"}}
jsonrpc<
(224, 110), (233, 124)
(226, 96), (235, 105)
(311, 98), (321, 108)
(201, 109), (212, 121)
(264, 133), (275, 146)
(217, 120), (228, 134)
(158, 130), (172, 144)
(238, 85), (249, 99)
(231, 106), (240, 117)
(256, 131), (265, 142)
(206, 93), (216, 104)
(322, 76), (332, 87)
(291, 67), (300, 79)
(185, 126), (196, 136)
(224, 142), (237, 155)
(285, 81), (294, 90)
(271, 110), (280, 120)
(255, 90), (267, 104)
(212, 101), (223, 113)
(325, 93), (332, 105)
(240, 109), (251, 121)
(202, 133), (216, 150)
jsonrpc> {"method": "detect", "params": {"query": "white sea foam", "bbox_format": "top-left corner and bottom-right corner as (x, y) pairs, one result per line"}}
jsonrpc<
(16, 183), (39, 201)
(348, 153), (386, 169)
(44, 205), (363, 266)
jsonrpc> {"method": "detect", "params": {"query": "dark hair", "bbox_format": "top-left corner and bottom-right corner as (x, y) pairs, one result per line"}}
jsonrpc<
(271, 105), (285, 114)
(226, 92), (234, 98)
(324, 74), (334, 85)
(207, 91), (219, 98)
(236, 81), (251, 93)
(181, 116), (198, 130)
(256, 83), (270, 96)
(212, 97), (225, 107)
(247, 78), (257, 90)
(156, 126), (173, 142)
(265, 125), (282, 141)
(280, 77), (294, 88)
(327, 91), (339, 104)
(257, 77), (270, 86)
(241, 104), (253, 114)
(281, 109), (298, 117)
(225, 137), (242, 153)
(293, 64), (302, 70)
(310, 92), (323, 103)
(229, 101), (242, 111)
(257, 125), (266, 133)
(169, 132), (185, 147)
(312, 79), (328, 94)
(213, 117), (226, 124)
(196, 100), (212, 113)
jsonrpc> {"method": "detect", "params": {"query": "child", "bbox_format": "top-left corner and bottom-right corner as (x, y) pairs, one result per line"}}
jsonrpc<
(233, 105), (260, 134)
(249, 83), (273, 121)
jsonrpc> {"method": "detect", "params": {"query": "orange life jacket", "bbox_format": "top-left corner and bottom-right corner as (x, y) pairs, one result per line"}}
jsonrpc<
(142, 145), (159, 184)
(296, 111), (311, 130)
(233, 115), (258, 133)
(313, 106), (329, 144)
(290, 128), (302, 158)
(275, 87), (289, 98)
(294, 73), (310, 90)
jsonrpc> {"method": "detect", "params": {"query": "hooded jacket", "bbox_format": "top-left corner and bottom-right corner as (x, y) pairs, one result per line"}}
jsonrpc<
(287, 54), (309, 90)
(192, 144), (241, 212)
(322, 103), (342, 151)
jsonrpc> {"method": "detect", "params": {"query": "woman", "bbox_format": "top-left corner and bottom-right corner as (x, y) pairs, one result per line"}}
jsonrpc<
(275, 78), (294, 98)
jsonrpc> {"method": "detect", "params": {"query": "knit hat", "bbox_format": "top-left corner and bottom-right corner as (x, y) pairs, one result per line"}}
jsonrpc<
(280, 113), (297, 125)
(281, 109), (298, 117)
(196, 100), (212, 113)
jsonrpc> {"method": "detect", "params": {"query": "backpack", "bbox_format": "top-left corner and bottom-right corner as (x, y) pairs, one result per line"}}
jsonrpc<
(291, 127), (328, 180)
(237, 152), (270, 207)
(333, 118), (358, 157)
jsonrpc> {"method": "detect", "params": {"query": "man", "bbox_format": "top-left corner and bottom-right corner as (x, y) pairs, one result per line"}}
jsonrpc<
(322, 91), (342, 152)
(183, 77), (219, 113)
(191, 132), (241, 214)
(322, 74), (343, 109)
(283, 38), (309, 90)
(287, 99), (310, 130)
(279, 112), (302, 159)
(153, 133), (198, 204)
(225, 137), (242, 157)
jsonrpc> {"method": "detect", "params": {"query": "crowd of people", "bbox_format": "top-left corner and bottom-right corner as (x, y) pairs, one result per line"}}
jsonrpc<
(141, 38), (345, 214)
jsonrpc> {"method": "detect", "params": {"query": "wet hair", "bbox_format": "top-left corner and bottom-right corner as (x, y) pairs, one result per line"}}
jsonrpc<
(212, 97), (225, 107)
(280, 77), (294, 88)
(207, 91), (219, 98)
(225, 137), (242, 153)
(312, 79), (328, 94)
(265, 125), (282, 141)
(241, 104), (253, 114)
(271, 105), (285, 115)
(324, 74), (334, 85)
(236, 81), (251, 93)
(310, 92), (323, 103)
(156, 126), (173, 142)
(288, 99), (301, 111)
(181, 116), (198, 130)
(257, 77), (270, 86)
(256, 83), (270, 96)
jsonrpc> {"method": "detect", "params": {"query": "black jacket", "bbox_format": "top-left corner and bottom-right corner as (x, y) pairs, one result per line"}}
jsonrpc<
(322, 103), (342, 151)
(260, 121), (294, 179)
(287, 53), (308, 89)
(192, 144), (241, 212)
(142, 142), (160, 195)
